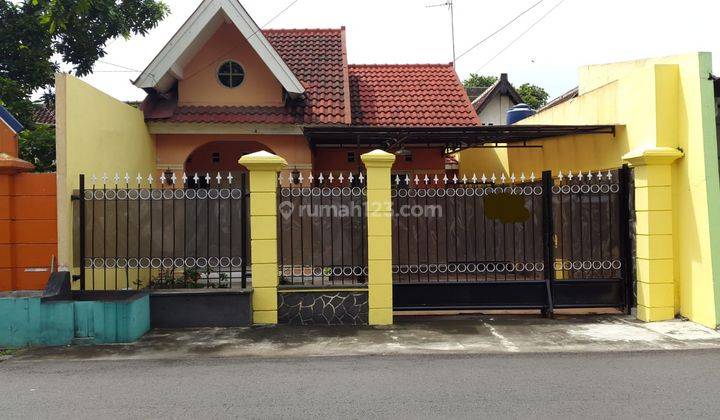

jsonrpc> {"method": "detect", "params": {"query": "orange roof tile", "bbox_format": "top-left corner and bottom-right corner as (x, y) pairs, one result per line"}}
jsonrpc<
(348, 64), (480, 127)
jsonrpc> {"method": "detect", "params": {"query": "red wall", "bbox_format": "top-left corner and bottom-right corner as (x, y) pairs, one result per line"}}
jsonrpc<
(313, 148), (446, 174)
(0, 173), (57, 291)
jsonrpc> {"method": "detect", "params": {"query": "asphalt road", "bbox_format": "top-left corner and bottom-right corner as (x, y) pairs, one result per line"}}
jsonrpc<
(2, 350), (720, 419)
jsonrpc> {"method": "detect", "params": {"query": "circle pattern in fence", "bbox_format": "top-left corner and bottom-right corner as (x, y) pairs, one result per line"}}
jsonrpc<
(390, 186), (543, 198)
(279, 265), (369, 277)
(82, 188), (248, 201)
(553, 260), (622, 271)
(392, 262), (545, 274)
(84, 257), (244, 269)
(280, 187), (366, 198)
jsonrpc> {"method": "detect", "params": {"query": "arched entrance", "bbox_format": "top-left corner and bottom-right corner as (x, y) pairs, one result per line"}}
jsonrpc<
(184, 140), (274, 188)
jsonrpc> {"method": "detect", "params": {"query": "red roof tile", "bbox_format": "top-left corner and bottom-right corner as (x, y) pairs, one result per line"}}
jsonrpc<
(146, 31), (479, 128)
(148, 28), (349, 125)
(166, 105), (304, 124)
(33, 106), (56, 125)
(264, 29), (350, 125)
(348, 64), (480, 127)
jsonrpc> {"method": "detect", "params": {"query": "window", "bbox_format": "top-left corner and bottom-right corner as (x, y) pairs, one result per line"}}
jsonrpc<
(404, 153), (413, 163)
(217, 61), (245, 88)
(212, 152), (221, 164)
(347, 152), (356, 163)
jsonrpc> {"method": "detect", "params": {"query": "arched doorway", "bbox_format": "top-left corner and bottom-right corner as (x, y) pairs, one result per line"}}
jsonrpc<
(184, 140), (274, 188)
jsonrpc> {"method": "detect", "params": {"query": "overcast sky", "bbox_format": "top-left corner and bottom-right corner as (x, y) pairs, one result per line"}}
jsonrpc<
(78, 0), (720, 102)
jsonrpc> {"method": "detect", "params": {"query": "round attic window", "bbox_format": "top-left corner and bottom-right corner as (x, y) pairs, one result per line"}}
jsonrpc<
(217, 61), (245, 88)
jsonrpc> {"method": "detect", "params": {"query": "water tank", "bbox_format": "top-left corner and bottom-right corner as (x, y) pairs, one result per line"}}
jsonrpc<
(506, 103), (536, 125)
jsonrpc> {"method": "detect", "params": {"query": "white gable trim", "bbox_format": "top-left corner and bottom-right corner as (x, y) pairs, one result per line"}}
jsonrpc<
(134, 0), (305, 96)
(0, 117), (18, 135)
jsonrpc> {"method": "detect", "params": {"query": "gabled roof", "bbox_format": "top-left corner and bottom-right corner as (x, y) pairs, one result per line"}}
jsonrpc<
(471, 73), (523, 114)
(0, 106), (24, 133)
(134, 0), (304, 97)
(538, 86), (579, 112)
(145, 28), (350, 125)
(348, 64), (480, 127)
(33, 105), (56, 126)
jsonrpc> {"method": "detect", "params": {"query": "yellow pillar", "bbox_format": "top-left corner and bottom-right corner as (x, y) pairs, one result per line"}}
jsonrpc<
(361, 150), (396, 325)
(239, 151), (287, 325)
(623, 146), (683, 322)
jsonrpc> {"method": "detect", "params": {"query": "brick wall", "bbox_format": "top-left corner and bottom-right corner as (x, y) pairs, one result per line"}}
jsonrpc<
(0, 172), (57, 290)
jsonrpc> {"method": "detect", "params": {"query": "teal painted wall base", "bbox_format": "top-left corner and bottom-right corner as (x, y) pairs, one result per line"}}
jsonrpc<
(73, 295), (151, 344)
(0, 292), (150, 349)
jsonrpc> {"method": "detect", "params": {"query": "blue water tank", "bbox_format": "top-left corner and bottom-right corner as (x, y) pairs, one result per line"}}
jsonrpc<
(506, 103), (536, 125)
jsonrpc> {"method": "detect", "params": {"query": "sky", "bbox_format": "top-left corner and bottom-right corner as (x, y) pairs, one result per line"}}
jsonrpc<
(78, 0), (720, 102)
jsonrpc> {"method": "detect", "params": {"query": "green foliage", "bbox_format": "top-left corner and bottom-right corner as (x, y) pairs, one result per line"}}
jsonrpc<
(18, 124), (55, 172)
(30, 0), (170, 76)
(139, 267), (231, 290)
(517, 83), (549, 110)
(463, 73), (498, 88)
(463, 74), (550, 110)
(0, 0), (168, 126)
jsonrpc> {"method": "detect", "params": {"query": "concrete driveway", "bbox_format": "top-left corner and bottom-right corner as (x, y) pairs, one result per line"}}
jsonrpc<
(9, 314), (720, 362)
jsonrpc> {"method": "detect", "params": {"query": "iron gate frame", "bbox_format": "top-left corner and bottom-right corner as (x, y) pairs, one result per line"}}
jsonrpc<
(392, 166), (634, 316)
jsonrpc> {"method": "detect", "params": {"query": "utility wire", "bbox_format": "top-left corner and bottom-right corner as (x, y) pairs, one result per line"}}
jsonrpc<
(181, 0), (300, 82)
(455, 0), (545, 62)
(261, 0), (299, 28)
(474, 0), (567, 73)
(96, 61), (141, 72)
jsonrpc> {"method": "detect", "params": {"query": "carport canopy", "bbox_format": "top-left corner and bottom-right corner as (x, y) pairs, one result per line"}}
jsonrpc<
(303, 125), (616, 153)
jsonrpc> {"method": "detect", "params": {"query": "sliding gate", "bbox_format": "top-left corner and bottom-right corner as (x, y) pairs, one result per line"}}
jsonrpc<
(392, 167), (633, 314)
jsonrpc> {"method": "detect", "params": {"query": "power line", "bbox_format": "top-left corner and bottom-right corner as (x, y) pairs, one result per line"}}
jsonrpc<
(474, 0), (567, 73)
(97, 60), (141, 72)
(261, 0), (299, 28)
(455, 0), (545, 62)
(182, 0), (301, 82)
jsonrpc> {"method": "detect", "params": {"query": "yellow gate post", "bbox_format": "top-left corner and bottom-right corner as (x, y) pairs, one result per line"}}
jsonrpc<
(239, 151), (287, 325)
(361, 150), (396, 325)
(623, 146), (683, 322)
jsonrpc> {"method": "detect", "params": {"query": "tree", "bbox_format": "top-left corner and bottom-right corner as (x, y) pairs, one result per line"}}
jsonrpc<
(516, 83), (549, 110)
(19, 124), (55, 172)
(463, 73), (498, 88)
(0, 0), (168, 167)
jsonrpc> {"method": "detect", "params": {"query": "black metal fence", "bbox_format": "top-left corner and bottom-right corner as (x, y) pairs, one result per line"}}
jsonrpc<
(392, 167), (633, 313)
(392, 172), (545, 283)
(73, 172), (249, 290)
(277, 172), (368, 286)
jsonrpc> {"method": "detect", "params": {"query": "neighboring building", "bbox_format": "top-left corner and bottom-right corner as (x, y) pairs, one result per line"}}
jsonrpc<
(468, 73), (523, 126)
(33, 105), (56, 127)
(538, 86), (579, 112)
(0, 105), (25, 157)
(132, 0), (479, 181)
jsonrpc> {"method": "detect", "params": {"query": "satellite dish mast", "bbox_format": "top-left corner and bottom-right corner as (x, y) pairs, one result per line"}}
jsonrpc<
(427, 0), (456, 67)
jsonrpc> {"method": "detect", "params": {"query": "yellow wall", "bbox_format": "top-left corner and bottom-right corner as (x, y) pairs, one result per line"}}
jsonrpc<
(461, 53), (719, 327)
(55, 74), (157, 273)
(179, 23), (284, 107)
(458, 147), (509, 179)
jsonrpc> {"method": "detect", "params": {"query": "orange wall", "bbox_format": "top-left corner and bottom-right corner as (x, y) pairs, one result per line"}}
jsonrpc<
(179, 23), (284, 107)
(0, 172), (57, 291)
(314, 148), (446, 174)
(0, 121), (18, 156)
(156, 134), (312, 171)
(156, 135), (446, 177)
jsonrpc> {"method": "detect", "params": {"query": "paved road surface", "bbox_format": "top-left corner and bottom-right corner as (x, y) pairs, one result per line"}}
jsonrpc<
(2, 350), (720, 419)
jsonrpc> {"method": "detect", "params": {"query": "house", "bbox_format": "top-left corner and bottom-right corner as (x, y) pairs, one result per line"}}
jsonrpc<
(0, 105), (25, 158)
(467, 73), (523, 126)
(133, 0), (479, 184)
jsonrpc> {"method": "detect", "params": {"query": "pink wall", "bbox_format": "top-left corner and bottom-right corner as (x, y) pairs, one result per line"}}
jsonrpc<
(179, 23), (284, 107)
